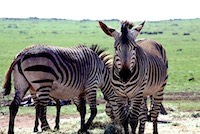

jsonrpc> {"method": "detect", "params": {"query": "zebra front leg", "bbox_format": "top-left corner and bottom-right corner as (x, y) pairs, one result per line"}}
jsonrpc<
(82, 91), (97, 133)
(84, 106), (97, 132)
(74, 97), (87, 133)
(112, 96), (129, 134)
(122, 118), (129, 134)
(129, 97), (143, 134)
(138, 97), (148, 134)
(119, 103), (129, 134)
(8, 92), (22, 134)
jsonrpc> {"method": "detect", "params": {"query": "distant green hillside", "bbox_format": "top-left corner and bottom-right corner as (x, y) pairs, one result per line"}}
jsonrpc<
(0, 18), (200, 92)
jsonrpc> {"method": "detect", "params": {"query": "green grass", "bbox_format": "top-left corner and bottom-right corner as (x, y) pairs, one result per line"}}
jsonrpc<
(0, 103), (106, 116)
(0, 18), (200, 92)
(164, 100), (200, 112)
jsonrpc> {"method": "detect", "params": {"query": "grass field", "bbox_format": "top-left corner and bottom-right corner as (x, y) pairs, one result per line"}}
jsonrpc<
(0, 18), (199, 92)
(0, 18), (199, 133)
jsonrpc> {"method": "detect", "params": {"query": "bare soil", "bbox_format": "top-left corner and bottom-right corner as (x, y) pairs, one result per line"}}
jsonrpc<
(164, 91), (200, 101)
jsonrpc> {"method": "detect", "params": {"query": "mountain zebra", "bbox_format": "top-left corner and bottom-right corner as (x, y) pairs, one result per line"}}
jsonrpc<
(32, 45), (116, 132)
(99, 21), (168, 134)
(2, 44), (115, 134)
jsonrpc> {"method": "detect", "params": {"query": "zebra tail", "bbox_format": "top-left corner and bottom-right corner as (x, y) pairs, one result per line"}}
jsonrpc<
(2, 58), (19, 96)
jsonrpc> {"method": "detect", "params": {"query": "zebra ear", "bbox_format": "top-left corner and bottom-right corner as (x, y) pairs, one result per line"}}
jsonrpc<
(131, 21), (145, 39)
(99, 21), (119, 39)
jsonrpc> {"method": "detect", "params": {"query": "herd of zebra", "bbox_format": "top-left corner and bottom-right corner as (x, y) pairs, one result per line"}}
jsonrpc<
(2, 20), (168, 134)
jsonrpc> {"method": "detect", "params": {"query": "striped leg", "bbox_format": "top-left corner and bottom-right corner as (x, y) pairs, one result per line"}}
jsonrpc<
(74, 97), (87, 133)
(117, 97), (129, 134)
(36, 88), (52, 132)
(30, 88), (40, 132)
(8, 91), (22, 134)
(105, 97), (129, 133)
(84, 89), (97, 133)
(30, 88), (50, 132)
(37, 105), (50, 131)
(34, 104), (39, 132)
(32, 94), (61, 132)
(138, 97), (148, 134)
(150, 90), (164, 134)
(129, 95), (143, 134)
(54, 98), (61, 130)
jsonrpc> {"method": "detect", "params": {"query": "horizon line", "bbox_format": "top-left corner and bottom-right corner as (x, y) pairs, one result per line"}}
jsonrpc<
(0, 17), (199, 22)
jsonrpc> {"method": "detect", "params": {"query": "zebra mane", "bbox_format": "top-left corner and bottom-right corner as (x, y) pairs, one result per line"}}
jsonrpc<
(90, 44), (113, 70)
(121, 21), (135, 43)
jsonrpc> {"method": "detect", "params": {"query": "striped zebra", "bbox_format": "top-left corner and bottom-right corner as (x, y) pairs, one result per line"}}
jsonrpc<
(99, 21), (168, 134)
(31, 45), (115, 132)
(2, 44), (115, 134)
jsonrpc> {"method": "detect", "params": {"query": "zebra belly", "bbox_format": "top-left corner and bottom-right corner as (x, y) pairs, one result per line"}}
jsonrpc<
(50, 81), (83, 100)
(142, 86), (162, 97)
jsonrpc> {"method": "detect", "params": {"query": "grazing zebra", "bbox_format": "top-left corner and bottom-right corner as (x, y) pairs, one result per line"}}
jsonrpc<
(32, 45), (116, 132)
(99, 21), (168, 134)
(2, 44), (115, 134)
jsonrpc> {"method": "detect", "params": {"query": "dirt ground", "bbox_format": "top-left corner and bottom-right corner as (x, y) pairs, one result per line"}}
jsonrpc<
(0, 92), (199, 134)
(0, 111), (200, 134)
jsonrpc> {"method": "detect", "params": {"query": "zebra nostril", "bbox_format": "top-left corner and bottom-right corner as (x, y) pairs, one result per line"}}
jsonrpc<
(119, 67), (132, 83)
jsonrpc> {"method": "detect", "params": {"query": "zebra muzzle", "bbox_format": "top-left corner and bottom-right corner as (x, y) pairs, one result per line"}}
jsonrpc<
(119, 67), (132, 83)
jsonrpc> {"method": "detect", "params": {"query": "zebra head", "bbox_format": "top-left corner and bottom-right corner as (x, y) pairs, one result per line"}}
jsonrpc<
(99, 21), (145, 82)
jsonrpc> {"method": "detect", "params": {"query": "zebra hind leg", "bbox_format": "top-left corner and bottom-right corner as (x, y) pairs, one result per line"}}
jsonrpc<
(54, 98), (61, 131)
(38, 104), (51, 131)
(33, 105), (39, 132)
(8, 92), (22, 134)
(30, 89), (40, 132)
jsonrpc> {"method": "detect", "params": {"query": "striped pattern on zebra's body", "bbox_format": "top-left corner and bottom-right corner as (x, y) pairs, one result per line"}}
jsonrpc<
(3, 44), (114, 134)
(99, 21), (168, 134)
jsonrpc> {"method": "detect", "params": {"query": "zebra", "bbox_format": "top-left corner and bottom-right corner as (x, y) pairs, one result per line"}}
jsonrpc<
(2, 44), (116, 134)
(99, 21), (168, 134)
(31, 45), (116, 133)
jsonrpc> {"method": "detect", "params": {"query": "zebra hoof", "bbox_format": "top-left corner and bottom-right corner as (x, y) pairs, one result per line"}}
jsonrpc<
(53, 126), (60, 132)
(78, 129), (90, 134)
(8, 130), (14, 134)
(33, 127), (38, 132)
